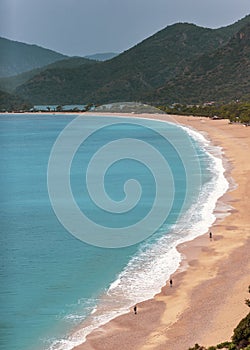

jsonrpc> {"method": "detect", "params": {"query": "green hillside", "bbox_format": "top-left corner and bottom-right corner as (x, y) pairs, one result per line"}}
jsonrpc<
(14, 22), (236, 104)
(5, 16), (250, 104)
(0, 56), (96, 93)
(147, 23), (250, 104)
(0, 37), (67, 77)
(0, 89), (32, 111)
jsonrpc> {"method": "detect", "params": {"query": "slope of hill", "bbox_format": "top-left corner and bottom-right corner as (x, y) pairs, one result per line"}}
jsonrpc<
(214, 13), (250, 37)
(85, 52), (119, 61)
(0, 56), (96, 93)
(0, 89), (32, 111)
(45, 56), (94, 69)
(147, 23), (250, 104)
(0, 37), (67, 77)
(14, 24), (230, 104)
(10, 14), (250, 105)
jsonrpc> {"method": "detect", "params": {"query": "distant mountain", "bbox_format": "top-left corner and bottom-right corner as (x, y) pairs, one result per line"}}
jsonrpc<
(45, 56), (95, 69)
(8, 15), (250, 105)
(85, 52), (119, 61)
(0, 37), (67, 77)
(0, 56), (96, 93)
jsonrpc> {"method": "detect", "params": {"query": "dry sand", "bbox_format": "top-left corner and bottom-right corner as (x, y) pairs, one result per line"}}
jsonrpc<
(71, 113), (250, 350)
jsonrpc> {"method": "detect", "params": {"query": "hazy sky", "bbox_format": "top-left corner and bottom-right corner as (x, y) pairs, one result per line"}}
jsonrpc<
(0, 0), (249, 56)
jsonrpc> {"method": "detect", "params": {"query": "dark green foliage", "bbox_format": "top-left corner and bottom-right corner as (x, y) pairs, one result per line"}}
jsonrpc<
(245, 286), (250, 308)
(189, 344), (206, 350)
(231, 313), (250, 346)
(45, 56), (94, 70)
(146, 23), (250, 104)
(217, 342), (232, 348)
(0, 37), (67, 77)
(158, 101), (250, 124)
(0, 57), (95, 93)
(14, 15), (250, 105)
(0, 68), (43, 93)
(0, 89), (32, 111)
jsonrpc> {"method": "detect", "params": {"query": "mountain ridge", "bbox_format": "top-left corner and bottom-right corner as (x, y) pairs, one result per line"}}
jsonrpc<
(145, 22), (250, 104)
(0, 56), (96, 93)
(84, 52), (119, 61)
(2, 14), (250, 106)
(0, 37), (69, 78)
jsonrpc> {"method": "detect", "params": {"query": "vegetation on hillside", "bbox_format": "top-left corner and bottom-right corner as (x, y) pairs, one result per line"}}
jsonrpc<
(0, 15), (249, 109)
(0, 90), (32, 111)
(158, 101), (250, 124)
(0, 56), (96, 93)
(14, 15), (250, 105)
(0, 37), (67, 77)
(147, 23), (250, 104)
(188, 286), (250, 350)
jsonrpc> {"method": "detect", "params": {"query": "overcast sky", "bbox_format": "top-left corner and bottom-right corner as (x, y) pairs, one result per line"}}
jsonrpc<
(0, 0), (249, 57)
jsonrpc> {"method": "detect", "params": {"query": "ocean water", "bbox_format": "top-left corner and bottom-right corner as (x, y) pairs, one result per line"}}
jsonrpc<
(0, 114), (228, 350)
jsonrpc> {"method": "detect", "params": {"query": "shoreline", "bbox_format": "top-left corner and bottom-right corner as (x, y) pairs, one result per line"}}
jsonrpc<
(4, 112), (248, 349)
(70, 113), (250, 350)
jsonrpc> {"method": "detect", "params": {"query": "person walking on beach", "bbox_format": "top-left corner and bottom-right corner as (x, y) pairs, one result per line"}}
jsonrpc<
(170, 278), (173, 287)
(133, 305), (137, 315)
(209, 231), (213, 241)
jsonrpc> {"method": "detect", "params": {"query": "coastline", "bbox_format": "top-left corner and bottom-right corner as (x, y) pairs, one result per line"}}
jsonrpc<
(69, 113), (250, 350)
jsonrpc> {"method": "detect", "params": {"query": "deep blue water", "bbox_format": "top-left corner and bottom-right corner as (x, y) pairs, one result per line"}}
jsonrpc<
(0, 114), (225, 350)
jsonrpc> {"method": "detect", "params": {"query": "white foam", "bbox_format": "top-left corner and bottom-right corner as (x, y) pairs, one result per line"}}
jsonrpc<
(108, 277), (121, 291)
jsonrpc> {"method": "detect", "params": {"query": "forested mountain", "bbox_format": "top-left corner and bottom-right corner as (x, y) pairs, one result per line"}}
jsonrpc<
(146, 23), (250, 104)
(0, 56), (96, 93)
(1, 15), (249, 107)
(0, 89), (32, 111)
(0, 37), (67, 77)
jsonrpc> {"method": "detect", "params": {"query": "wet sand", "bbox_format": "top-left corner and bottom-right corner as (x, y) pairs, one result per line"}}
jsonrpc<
(71, 113), (250, 350)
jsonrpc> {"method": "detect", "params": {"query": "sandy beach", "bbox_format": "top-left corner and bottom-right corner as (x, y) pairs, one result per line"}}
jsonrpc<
(69, 113), (250, 350)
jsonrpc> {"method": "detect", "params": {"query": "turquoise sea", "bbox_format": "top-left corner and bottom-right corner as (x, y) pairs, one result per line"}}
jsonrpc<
(0, 114), (228, 350)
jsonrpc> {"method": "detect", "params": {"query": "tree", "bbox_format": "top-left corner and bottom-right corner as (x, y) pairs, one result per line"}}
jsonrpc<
(231, 286), (250, 347)
(245, 286), (250, 308)
(231, 313), (250, 346)
(56, 105), (62, 112)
